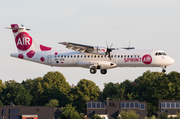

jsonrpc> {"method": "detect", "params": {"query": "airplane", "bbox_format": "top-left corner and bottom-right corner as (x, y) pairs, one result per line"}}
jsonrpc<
(6, 24), (175, 74)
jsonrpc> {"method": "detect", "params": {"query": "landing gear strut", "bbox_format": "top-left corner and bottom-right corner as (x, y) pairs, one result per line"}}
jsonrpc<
(90, 67), (97, 74)
(100, 69), (107, 74)
(162, 66), (166, 73)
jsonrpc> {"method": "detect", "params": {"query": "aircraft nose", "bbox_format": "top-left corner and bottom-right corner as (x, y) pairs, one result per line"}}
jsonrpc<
(169, 57), (175, 65)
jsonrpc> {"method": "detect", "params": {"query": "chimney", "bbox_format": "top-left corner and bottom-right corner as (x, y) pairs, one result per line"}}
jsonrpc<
(107, 97), (109, 106)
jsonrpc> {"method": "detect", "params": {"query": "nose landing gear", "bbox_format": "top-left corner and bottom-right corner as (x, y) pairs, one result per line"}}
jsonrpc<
(162, 66), (167, 73)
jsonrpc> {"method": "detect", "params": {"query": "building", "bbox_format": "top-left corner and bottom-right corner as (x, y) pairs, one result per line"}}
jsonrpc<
(87, 99), (147, 119)
(158, 100), (180, 118)
(0, 103), (62, 119)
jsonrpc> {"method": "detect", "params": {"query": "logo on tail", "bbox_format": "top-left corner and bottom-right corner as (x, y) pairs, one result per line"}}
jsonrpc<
(15, 32), (33, 51)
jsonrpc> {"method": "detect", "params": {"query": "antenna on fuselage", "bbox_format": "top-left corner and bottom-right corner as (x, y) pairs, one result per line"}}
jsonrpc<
(121, 40), (135, 50)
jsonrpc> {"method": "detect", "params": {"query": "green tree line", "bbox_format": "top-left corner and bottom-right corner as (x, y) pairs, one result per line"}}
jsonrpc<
(0, 70), (180, 117)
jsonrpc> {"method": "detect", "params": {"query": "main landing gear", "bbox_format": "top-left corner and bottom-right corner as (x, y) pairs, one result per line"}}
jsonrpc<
(90, 67), (107, 75)
(162, 66), (166, 73)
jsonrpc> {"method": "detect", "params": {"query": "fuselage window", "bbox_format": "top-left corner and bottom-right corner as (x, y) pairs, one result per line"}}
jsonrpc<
(94, 55), (96, 58)
(114, 55), (116, 58)
(138, 55), (140, 58)
(128, 55), (129, 58)
(134, 55), (136, 58)
(91, 55), (93, 58)
(71, 55), (73, 58)
(88, 55), (90, 58)
(98, 55), (100, 58)
(67, 55), (69, 58)
(118, 55), (120, 58)
(159, 52), (162, 55)
(121, 55), (123, 58)
(155, 52), (158, 55)
(58, 55), (60, 58)
(64, 55), (66, 58)
(81, 55), (83, 58)
(77, 55), (79, 58)
(61, 55), (63, 58)
(101, 55), (103, 58)
(74, 55), (76, 58)
(131, 55), (133, 58)
(84, 55), (86, 58)
(111, 55), (113, 58)
(124, 55), (126, 58)
(55, 55), (57, 58)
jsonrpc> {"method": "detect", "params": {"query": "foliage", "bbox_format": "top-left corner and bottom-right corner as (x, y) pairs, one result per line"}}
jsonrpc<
(143, 115), (157, 119)
(71, 79), (100, 112)
(90, 114), (104, 119)
(59, 103), (84, 119)
(3, 80), (32, 105)
(45, 99), (59, 108)
(117, 110), (140, 119)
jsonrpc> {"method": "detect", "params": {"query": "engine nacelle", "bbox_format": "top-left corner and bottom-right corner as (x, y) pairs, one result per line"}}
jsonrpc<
(89, 46), (106, 55)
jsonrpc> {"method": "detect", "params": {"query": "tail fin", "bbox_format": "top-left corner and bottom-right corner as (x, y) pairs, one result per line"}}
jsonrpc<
(7, 24), (51, 53)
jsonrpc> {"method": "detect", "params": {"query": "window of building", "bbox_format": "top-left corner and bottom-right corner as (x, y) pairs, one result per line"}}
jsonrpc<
(92, 103), (96, 108)
(176, 103), (180, 108)
(2, 109), (5, 115)
(97, 103), (100, 108)
(126, 103), (129, 108)
(135, 103), (139, 108)
(121, 103), (125, 108)
(9, 109), (19, 114)
(130, 103), (134, 108)
(171, 103), (175, 108)
(87, 103), (91, 108)
(139, 104), (145, 109)
(9, 115), (21, 119)
(101, 102), (105, 108)
(161, 103), (165, 108)
(167, 103), (170, 108)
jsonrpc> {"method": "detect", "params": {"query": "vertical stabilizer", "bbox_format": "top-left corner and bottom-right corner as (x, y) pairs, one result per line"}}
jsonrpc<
(8, 24), (51, 53)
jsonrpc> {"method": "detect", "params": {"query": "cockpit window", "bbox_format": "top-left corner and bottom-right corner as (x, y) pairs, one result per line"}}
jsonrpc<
(155, 52), (167, 56)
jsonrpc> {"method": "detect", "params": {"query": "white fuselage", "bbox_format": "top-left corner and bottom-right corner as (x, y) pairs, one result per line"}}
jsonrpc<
(11, 49), (175, 69)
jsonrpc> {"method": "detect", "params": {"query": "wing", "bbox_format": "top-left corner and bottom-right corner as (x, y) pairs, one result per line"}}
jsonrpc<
(59, 42), (95, 53)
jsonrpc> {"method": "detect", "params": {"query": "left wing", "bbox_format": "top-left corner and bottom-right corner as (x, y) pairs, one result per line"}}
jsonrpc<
(59, 42), (107, 55)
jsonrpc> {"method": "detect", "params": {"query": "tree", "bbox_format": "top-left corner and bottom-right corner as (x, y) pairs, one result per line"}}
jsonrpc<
(117, 110), (140, 119)
(42, 71), (71, 95)
(3, 80), (32, 105)
(45, 99), (59, 108)
(59, 103), (84, 119)
(90, 114), (104, 119)
(71, 79), (100, 112)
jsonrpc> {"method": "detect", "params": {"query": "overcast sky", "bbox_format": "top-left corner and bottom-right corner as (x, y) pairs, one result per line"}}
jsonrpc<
(0, 0), (180, 90)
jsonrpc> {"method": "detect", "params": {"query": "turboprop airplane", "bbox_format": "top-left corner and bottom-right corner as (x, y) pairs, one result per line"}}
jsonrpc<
(7, 24), (175, 74)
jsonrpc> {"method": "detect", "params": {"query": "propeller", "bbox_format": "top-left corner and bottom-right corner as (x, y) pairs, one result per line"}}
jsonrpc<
(105, 41), (113, 60)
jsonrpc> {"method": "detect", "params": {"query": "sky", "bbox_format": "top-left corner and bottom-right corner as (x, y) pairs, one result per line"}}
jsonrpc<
(0, 0), (180, 90)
